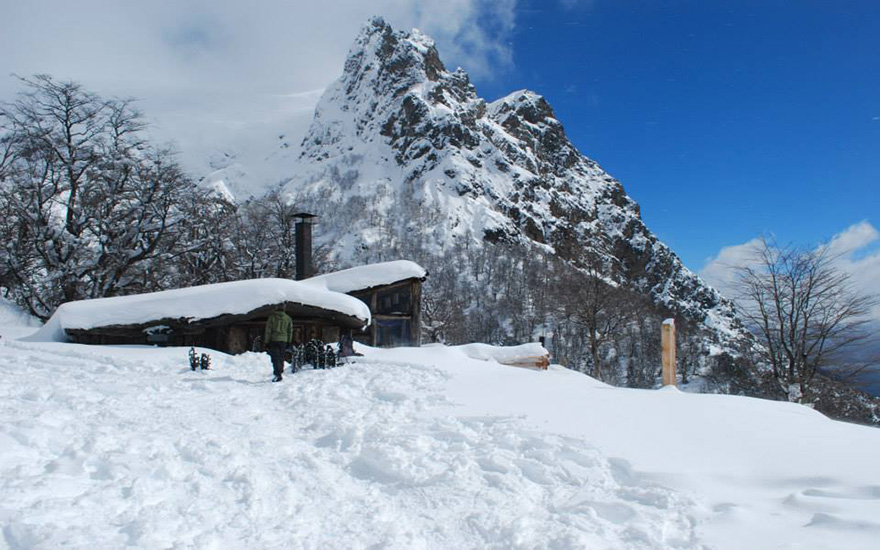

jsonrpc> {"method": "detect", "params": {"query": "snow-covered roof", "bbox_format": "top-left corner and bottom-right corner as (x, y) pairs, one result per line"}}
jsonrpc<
(30, 278), (371, 341)
(306, 260), (427, 294)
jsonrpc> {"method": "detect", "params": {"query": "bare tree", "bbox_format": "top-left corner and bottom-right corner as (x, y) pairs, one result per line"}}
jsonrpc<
(621, 304), (662, 388)
(675, 317), (711, 385)
(734, 237), (877, 402)
(555, 253), (632, 382)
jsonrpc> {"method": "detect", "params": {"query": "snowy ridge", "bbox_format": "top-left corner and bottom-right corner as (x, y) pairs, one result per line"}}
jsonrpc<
(201, 163), (245, 202)
(27, 278), (371, 342)
(282, 17), (749, 352)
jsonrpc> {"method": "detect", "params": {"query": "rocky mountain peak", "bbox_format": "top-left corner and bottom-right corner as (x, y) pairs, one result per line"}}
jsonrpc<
(287, 18), (751, 356)
(342, 17), (447, 96)
(300, 19), (481, 163)
(486, 90), (584, 179)
(489, 90), (557, 125)
(301, 19), (489, 171)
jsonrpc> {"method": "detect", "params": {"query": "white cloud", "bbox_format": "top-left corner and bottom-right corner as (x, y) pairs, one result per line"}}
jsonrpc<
(0, 0), (519, 179)
(697, 237), (764, 300)
(821, 220), (880, 259)
(825, 222), (880, 320)
(700, 222), (880, 320)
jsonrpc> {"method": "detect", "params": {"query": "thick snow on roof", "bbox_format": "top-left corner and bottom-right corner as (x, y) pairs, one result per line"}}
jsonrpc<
(27, 278), (371, 342)
(306, 260), (426, 294)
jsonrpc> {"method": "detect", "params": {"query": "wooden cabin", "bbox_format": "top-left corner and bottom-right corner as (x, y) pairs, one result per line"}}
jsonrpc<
(55, 260), (427, 354)
(65, 301), (367, 354)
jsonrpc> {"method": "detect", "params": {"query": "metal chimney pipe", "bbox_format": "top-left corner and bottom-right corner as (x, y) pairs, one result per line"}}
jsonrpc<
(294, 212), (317, 280)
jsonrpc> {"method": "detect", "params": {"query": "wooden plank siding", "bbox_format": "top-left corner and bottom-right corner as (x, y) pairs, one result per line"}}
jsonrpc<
(66, 302), (366, 354)
(349, 278), (422, 348)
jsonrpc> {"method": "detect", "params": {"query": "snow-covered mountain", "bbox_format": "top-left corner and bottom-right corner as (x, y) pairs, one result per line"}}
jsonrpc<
(282, 17), (747, 351)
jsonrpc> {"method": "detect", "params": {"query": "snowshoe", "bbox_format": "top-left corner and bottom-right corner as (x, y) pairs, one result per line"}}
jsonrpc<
(188, 347), (198, 371)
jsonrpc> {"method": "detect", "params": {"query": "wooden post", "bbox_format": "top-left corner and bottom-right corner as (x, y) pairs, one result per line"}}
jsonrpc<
(661, 318), (676, 387)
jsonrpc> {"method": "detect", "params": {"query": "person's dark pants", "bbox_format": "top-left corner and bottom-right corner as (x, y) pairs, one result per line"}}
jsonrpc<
(267, 341), (286, 378)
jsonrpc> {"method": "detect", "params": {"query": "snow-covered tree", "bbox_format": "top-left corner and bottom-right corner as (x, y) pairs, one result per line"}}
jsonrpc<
(0, 75), (197, 317)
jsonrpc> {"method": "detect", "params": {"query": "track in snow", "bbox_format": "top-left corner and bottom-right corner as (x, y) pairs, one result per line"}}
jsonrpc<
(0, 340), (704, 549)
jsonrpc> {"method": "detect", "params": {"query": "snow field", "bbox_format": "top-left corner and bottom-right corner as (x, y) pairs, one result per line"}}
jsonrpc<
(0, 340), (702, 550)
(430, 348), (880, 550)
(3, 329), (880, 549)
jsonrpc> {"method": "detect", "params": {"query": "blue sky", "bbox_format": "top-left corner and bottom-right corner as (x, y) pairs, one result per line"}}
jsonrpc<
(475, 0), (879, 269)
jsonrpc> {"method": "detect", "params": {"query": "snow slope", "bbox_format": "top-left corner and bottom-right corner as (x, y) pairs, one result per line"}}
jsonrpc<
(0, 298), (40, 340)
(2, 332), (879, 549)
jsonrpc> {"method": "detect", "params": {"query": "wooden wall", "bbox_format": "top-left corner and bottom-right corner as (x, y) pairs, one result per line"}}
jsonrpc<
(349, 278), (422, 347)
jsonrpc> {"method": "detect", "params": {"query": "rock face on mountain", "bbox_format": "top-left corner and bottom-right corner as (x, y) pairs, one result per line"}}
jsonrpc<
(284, 17), (749, 353)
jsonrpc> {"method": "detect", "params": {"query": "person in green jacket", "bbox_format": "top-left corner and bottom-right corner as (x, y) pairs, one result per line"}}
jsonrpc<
(264, 305), (293, 382)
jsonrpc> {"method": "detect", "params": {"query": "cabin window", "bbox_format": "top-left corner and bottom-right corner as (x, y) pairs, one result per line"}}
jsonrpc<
(376, 318), (411, 347)
(376, 286), (412, 315)
(146, 333), (170, 344)
(144, 325), (172, 345)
